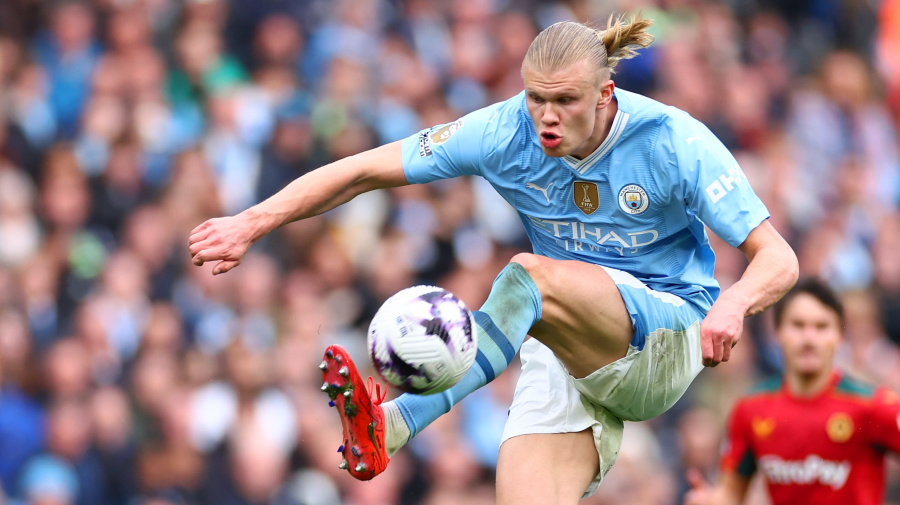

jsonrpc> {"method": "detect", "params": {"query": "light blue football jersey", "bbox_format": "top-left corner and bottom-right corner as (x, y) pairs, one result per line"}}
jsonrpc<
(401, 89), (769, 306)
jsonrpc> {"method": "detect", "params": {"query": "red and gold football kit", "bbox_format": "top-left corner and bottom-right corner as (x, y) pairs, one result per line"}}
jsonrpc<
(721, 372), (900, 505)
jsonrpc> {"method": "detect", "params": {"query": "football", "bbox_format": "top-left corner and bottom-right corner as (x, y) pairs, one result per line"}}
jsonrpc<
(367, 286), (478, 395)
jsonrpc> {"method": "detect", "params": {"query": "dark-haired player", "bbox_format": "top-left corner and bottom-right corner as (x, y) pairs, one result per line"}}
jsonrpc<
(686, 279), (900, 505)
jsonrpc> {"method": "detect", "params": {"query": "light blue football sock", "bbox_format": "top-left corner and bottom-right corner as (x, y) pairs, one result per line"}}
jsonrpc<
(389, 262), (542, 445)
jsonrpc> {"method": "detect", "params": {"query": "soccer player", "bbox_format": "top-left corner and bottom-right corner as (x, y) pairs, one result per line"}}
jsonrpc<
(684, 279), (900, 505)
(188, 14), (799, 503)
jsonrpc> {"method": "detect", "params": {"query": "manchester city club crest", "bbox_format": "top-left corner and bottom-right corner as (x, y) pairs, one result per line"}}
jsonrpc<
(618, 184), (649, 215)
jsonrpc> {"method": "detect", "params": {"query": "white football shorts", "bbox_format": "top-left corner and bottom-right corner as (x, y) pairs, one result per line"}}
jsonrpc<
(500, 266), (709, 496)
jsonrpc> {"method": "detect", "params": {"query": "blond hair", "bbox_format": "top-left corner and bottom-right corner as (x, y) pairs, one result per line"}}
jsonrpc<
(523, 14), (654, 80)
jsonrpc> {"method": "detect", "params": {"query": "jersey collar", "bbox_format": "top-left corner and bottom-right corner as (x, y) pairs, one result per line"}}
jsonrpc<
(783, 370), (841, 402)
(561, 89), (631, 175)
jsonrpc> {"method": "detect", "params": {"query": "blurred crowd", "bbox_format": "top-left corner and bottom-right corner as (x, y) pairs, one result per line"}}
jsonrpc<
(0, 0), (899, 504)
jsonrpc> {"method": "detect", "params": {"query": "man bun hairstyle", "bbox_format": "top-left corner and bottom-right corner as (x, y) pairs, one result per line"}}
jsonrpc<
(600, 13), (654, 72)
(523, 13), (654, 79)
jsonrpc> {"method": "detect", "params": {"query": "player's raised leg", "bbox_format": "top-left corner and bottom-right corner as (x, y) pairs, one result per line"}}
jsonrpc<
(324, 252), (645, 481)
(497, 431), (599, 505)
(385, 253), (636, 449)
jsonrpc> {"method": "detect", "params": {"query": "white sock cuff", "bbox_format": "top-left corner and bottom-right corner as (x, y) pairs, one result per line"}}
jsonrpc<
(382, 401), (410, 457)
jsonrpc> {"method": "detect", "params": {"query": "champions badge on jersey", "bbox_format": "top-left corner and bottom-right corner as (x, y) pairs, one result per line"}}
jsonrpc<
(618, 184), (649, 215)
(573, 181), (599, 215)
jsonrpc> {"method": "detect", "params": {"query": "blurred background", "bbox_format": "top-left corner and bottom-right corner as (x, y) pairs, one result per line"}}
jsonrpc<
(0, 0), (898, 504)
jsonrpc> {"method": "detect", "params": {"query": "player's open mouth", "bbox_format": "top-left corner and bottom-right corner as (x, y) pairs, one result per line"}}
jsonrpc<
(540, 132), (562, 148)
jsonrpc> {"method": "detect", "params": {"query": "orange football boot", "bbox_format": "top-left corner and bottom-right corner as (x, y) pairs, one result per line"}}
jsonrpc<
(320, 345), (390, 480)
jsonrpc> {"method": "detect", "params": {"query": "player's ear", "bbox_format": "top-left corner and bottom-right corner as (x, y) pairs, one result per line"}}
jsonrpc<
(597, 79), (615, 109)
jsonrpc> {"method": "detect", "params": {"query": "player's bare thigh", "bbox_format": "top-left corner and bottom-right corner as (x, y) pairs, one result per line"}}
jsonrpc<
(512, 253), (633, 378)
(497, 430), (599, 505)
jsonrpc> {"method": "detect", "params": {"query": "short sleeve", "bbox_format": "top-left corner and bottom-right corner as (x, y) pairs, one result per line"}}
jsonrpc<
(401, 103), (504, 184)
(659, 114), (770, 247)
(720, 401), (757, 478)
(865, 388), (900, 453)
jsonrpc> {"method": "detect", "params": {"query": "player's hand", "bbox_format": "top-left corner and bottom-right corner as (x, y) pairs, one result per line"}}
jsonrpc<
(188, 214), (258, 275)
(699, 295), (745, 367)
(684, 468), (714, 505)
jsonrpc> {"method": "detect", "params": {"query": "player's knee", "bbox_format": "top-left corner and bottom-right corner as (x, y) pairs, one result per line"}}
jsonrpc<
(510, 253), (545, 280)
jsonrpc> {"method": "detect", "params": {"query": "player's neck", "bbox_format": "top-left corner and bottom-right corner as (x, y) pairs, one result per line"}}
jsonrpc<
(786, 368), (835, 398)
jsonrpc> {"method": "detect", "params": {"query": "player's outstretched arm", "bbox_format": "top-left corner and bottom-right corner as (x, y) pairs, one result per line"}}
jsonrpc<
(700, 220), (799, 366)
(188, 141), (407, 275)
(684, 468), (749, 505)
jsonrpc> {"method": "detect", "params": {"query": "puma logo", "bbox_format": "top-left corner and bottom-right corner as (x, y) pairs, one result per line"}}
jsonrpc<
(526, 182), (553, 203)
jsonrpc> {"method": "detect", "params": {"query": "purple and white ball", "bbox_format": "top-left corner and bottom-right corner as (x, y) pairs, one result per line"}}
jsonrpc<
(367, 286), (477, 395)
